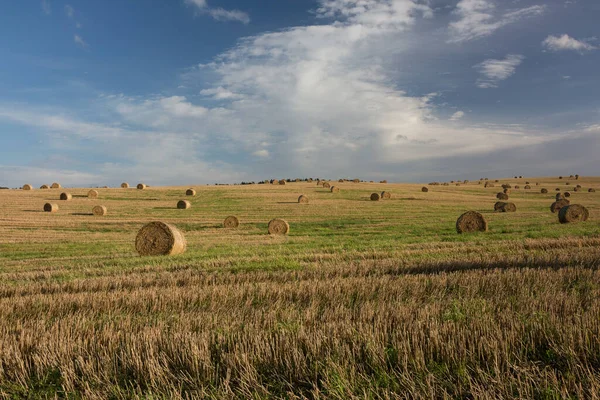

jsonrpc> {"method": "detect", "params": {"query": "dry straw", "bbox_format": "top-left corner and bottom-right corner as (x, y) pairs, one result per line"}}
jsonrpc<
(381, 191), (391, 200)
(278, 180), (286, 185)
(268, 218), (289, 235)
(456, 211), (487, 234)
(541, 188), (548, 194)
(88, 190), (99, 199)
(137, 183), (147, 190)
(503, 189), (511, 194)
(92, 205), (107, 216)
(499, 202), (517, 213)
(59, 193), (72, 201)
(564, 192), (571, 198)
(589, 188), (596, 193)
(177, 200), (191, 210)
(524, 185), (531, 190)
(22, 184), (32, 191)
(40, 185), (49, 189)
(550, 199), (570, 213)
(330, 186), (340, 193)
(43, 203), (58, 213)
(121, 182), (129, 188)
(298, 195), (309, 204)
(422, 187), (429, 192)
(370, 193), (381, 201)
(494, 201), (506, 212)
(135, 221), (186, 256)
(51, 183), (61, 189)
(223, 216), (240, 228)
(558, 204), (589, 224)
(186, 188), (196, 196)
(496, 193), (509, 201)
(322, 182), (331, 189)
(353, 179), (360, 183)
(556, 193), (565, 201)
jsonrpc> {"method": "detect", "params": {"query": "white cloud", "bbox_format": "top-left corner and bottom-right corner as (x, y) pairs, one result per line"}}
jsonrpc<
(252, 149), (270, 158)
(184, 0), (250, 24)
(448, 0), (545, 43)
(74, 34), (89, 48)
(200, 86), (244, 100)
(41, 0), (51, 15)
(450, 111), (465, 121)
(65, 4), (74, 18)
(474, 54), (524, 88)
(542, 34), (596, 52)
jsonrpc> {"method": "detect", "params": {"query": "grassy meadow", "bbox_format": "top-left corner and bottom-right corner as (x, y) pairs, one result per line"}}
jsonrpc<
(0, 177), (599, 399)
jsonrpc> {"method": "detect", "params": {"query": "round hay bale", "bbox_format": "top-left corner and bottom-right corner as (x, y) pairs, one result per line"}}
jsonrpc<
(88, 189), (99, 199)
(556, 193), (565, 200)
(456, 211), (487, 234)
(316, 180), (322, 186)
(40, 185), (49, 189)
(121, 182), (129, 188)
(370, 193), (381, 201)
(268, 218), (289, 235)
(278, 180), (286, 185)
(503, 189), (511, 194)
(177, 200), (191, 209)
(541, 188), (548, 194)
(524, 185), (531, 190)
(137, 183), (147, 190)
(381, 191), (391, 199)
(496, 192), (509, 200)
(573, 187), (580, 192)
(519, 176), (523, 179)
(422, 187), (429, 192)
(550, 199), (570, 213)
(555, 188), (561, 191)
(566, 182), (570, 186)
(514, 185), (520, 189)
(525, 181), (530, 185)
(59, 192), (72, 201)
(500, 202), (517, 213)
(464, 180), (469, 184)
(223, 215), (240, 228)
(589, 188), (596, 193)
(51, 183), (61, 189)
(558, 204), (589, 224)
(456, 183), (461, 186)
(43, 203), (58, 213)
(536, 183), (540, 186)
(353, 179), (360, 183)
(502, 184), (512, 189)
(381, 180), (388, 184)
(564, 192), (571, 198)
(322, 182), (331, 189)
(338, 179), (344, 183)
(298, 195), (309, 204)
(494, 201), (506, 212)
(575, 174), (580, 180)
(22, 184), (32, 191)
(484, 182), (495, 188)
(330, 186), (340, 193)
(92, 205), (107, 216)
(135, 221), (186, 256)
(186, 188), (196, 196)
(559, 176), (563, 179)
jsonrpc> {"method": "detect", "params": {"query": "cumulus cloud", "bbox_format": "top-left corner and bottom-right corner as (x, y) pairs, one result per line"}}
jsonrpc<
(542, 34), (596, 52)
(474, 54), (524, 88)
(252, 149), (270, 158)
(184, 0), (250, 24)
(74, 34), (89, 48)
(449, 0), (545, 43)
(41, 0), (51, 15)
(65, 4), (74, 18)
(450, 111), (465, 121)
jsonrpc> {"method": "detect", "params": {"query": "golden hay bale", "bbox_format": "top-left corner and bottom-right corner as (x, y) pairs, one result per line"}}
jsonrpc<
(186, 188), (196, 196)
(573, 187), (580, 192)
(177, 200), (191, 209)
(353, 179), (360, 183)
(223, 216), (240, 228)
(135, 222), (186, 256)
(92, 205), (107, 216)
(484, 182), (495, 188)
(525, 181), (530, 185)
(455, 183), (461, 186)
(330, 186), (340, 193)
(381, 191), (391, 200)
(268, 218), (289, 235)
(316, 180), (322, 186)
(22, 184), (32, 191)
(51, 183), (61, 189)
(589, 188), (596, 193)
(558, 204), (589, 224)
(298, 195), (309, 204)
(559, 176), (563, 179)
(502, 184), (512, 189)
(40, 185), (49, 189)
(88, 189), (99, 199)
(555, 188), (561, 191)
(121, 182), (129, 188)
(514, 185), (520, 189)
(322, 182), (331, 188)
(338, 179), (344, 183)
(556, 193), (565, 200)
(550, 199), (570, 213)
(503, 189), (511, 194)
(456, 211), (487, 234)
(575, 174), (580, 180)
(422, 187), (429, 192)
(566, 182), (570, 185)
(370, 193), (381, 201)
(494, 201), (506, 212)
(44, 203), (58, 213)
(278, 179), (286, 185)
(541, 188), (548, 194)
(499, 202), (517, 213)
(524, 185), (531, 189)
(59, 192), (72, 201)
(464, 180), (469, 184)
(564, 192), (571, 198)
(137, 183), (147, 190)
(380, 180), (388, 184)
(496, 192), (509, 200)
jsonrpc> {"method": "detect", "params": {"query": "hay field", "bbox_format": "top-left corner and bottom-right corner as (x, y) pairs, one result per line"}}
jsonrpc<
(1, 177), (599, 398)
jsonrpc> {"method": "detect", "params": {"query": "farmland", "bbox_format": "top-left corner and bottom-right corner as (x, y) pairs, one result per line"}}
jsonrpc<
(0, 177), (599, 398)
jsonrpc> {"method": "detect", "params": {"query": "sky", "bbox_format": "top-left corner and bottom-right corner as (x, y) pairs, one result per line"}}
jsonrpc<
(0, 0), (599, 187)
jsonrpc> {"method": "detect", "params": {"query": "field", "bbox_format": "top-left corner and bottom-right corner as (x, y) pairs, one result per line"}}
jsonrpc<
(1, 177), (599, 399)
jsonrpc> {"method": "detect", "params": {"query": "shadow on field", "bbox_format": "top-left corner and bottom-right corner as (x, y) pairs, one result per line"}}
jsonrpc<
(277, 202), (300, 204)
(153, 207), (175, 210)
(73, 195), (87, 198)
(71, 213), (94, 216)
(22, 210), (43, 213)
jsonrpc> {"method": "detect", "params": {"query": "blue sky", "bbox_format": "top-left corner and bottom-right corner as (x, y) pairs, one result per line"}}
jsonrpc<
(0, 0), (599, 187)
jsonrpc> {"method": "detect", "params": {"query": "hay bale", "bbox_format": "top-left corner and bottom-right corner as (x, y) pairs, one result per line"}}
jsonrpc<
(316, 180), (322, 186)
(380, 180), (388, 184)
(502, 184), (512, 189)
(59, 192), (72, 201)
(500, 202), (517, 213)
(519, 176), (523, 179)
(573, 187), (580, 192)
(381, 191), (391, 199)
(575, 174), (580, 180)
(556, 188), (561, 191)
(524, 185), (531, 190)
(51, 183), (61, 189)
(503, 189), (511, 194)
(541, 188), (548, 194)
(550, 199), (570, 213)
(135, 221), (186, 256)
(278, 180), (286, 185)
(589, 188), (596, 193)
(564, 192), (571, 198)
(422, 187), (429, 192)
(558, 204), (589, 224)
(456, 211), (487, 234)
(322, 182), (331, 189)
(455, 183), (461, 186)
(514, 185), (520, 189)
(43, 203), (58, 213)
(330, 186), (340, 193)
(298, 195), (309, 204)
(186, 188), (196, 196)
(525, 182), (530, 185)
(353, 179), (360, 183)
(177, 200), (191, 209)
(559, 176), (563, 179)
(92, 205), (107, 216)
(494, 201), (507, 212)
(223, 215), (240, 228)
(88, 189), (99, 199)
(484, 182), (495, 188)
(338, 179), (344, 183)
(556, 193), (565, 200)
(22, 184), (32, 191)
(268, 218), (289, 235)
(496, 192), (509, 200)
(464, 180), (469, 184)
(40, 185), (49, 189)
(121, 182), (130, 188)
(137, 183), (147, 190)
(566, 182), (570, 186)
(370, 193), (381, 201)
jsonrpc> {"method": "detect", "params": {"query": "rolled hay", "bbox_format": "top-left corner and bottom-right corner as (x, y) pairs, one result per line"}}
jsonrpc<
(484, 182), (495, 188)
(499, 202), (517, 213)
(381, 180), (388, 184)
(575, 174), (580, 180)
(514, 185), (520, 189)
(559, 204), (589, 224)
(524, 185), (531, 190)
(316, 180), (322, 186)
(177, 200), (191, 209)
(496, 192), (509, 200)
(456, 211), (487, 234)
(86, 190), (98, 199)
(353, 179), (360, 183)
(564, 192), (571, 198)
(503, 189), (511, 195)
(322, 182), (331, 189)
(92, 205), (107, 216)
(278, 180), (286, 185)
(370, 193), (381, 201)
(338, 179), (344, 183)
(268, 218), (290, 235)
(137, 183), (147, 190)
(455, 183), (461, 186)
(298, 195), (309, 204)
(121, 182), (130, 188)
(536, 183), (540, 186)
(576, 184), (582, 189)
(541, 188), (548, 194)
(556, 188), (561, 191)
(556, 193), (565, 201)
(223, 215), (240, 228)
(51, 183), (61, 189)
(330, 186), (340, 193)
(502, 184), (512, 189)
(40, 185), (49, 189)
(135, 221), (186, 256)
(525, 182), (530, 185)
(381, 191), (391, 200)
(559, 176), (563, 179)
(589, 188), (596, 193)
(519, 176), (523, 179)
(566, 182), (570, 186)
(550, 199), (570, 213)
(464, 180), (469, 184)
(22, 184), (32, 191)
(573, 187), (580, 192)
(494, 201), (507, 212)
(186, 188), (197, 196)
(422, 187), (429, 192)
(59, 192), (72, 201)
(43, 203), (58, 213)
